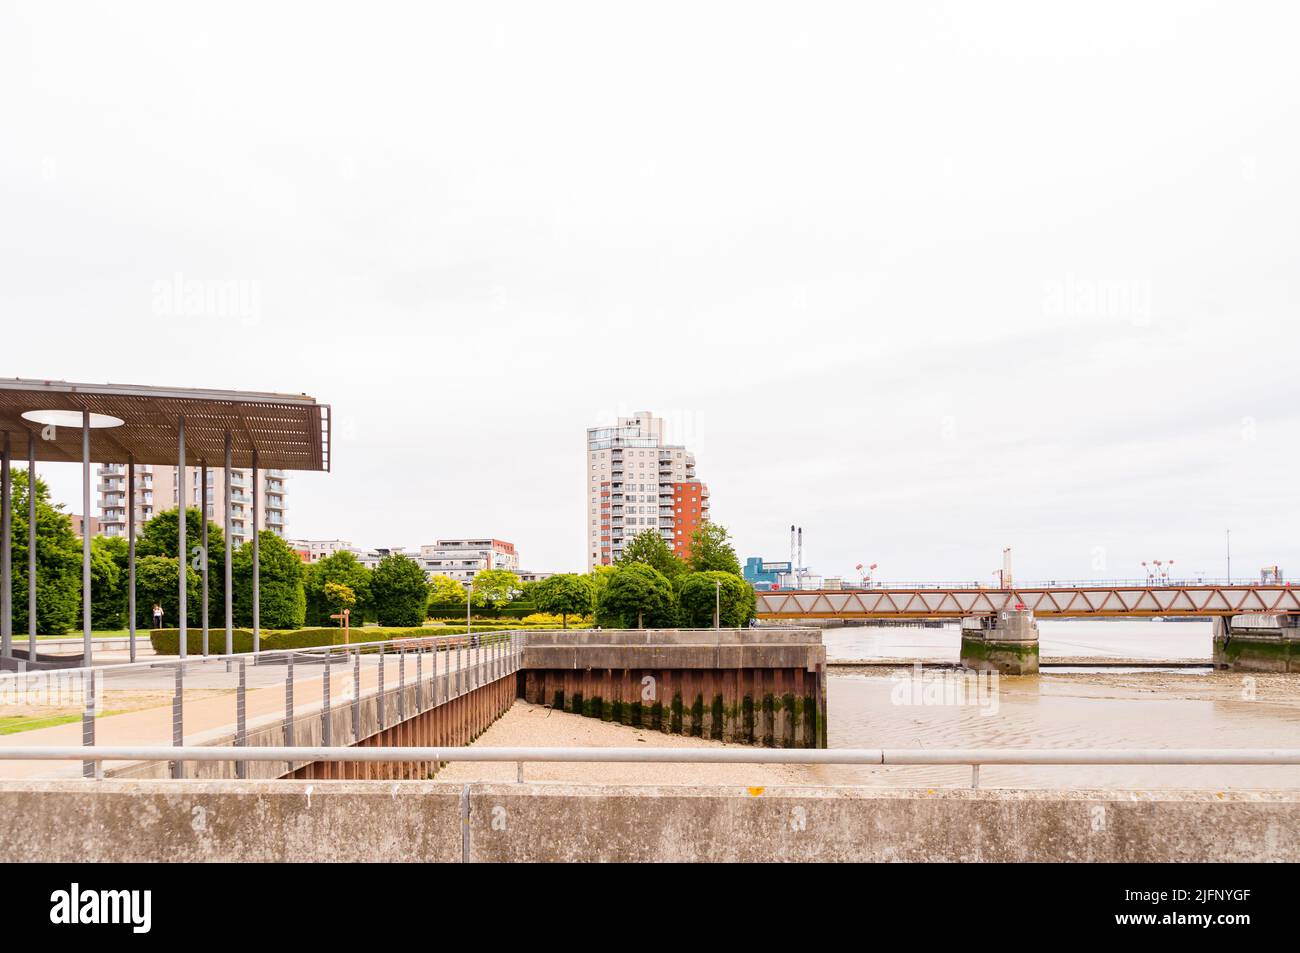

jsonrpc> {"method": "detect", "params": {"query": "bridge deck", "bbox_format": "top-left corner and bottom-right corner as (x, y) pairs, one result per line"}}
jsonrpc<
(757, 586), (1300, 619)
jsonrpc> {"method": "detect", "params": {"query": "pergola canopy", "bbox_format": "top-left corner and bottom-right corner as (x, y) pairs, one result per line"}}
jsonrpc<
(0, 378), (330, 471)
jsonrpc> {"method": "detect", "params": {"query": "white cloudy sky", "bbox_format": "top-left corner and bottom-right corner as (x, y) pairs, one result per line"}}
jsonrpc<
(3, 2), (1298, 583)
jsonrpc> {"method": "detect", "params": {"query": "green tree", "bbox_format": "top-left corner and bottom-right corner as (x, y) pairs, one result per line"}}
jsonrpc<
(322, 581), (357, 623)
(9, 468), (81, 635)
(88, 535), (127, 630)
(686, 523), (743, 575)
(304, 550), (372, 626)
(232, 531), (306, 629)
(427, 573), (466, 606)
(471, 568), (520, 615)
(134, 554), (200, 629)
(596, 563), (676, 629)
(371, 553), (429, 627)
(618, 529), (685, 579)
(676, 571), (755, 628)
(137, 507), (226, 625)
(532, 573), (595, 628)
(590, 564), (616, 597)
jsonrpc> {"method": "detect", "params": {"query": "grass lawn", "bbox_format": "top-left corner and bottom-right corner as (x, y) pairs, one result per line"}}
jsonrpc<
(20, 630), (138, 640)
(0, 710), (126, 735)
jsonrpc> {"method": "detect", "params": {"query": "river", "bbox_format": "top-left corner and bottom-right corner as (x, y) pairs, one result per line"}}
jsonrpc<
(810, 619), (1300, 789)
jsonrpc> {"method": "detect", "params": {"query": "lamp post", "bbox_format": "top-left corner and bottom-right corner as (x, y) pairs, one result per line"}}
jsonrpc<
(465, 577), (473, 634)
(714, 578), (721, 629)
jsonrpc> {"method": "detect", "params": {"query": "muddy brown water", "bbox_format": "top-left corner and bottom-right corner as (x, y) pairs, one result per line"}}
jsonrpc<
(814, 620), (1300, 789)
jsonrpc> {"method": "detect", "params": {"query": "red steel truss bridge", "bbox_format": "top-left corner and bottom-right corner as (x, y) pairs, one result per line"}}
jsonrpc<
(755, 585), (1300, 619)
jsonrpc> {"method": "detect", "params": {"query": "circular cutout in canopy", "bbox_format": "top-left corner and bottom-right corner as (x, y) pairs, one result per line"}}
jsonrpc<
(21, 409), (125, 429)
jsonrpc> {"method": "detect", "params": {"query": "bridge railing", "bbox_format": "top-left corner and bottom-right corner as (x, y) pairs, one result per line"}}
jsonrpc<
(0, 631), (525, 780)
(2, 744), (1298, 790)
(772, 578), (1286, 591)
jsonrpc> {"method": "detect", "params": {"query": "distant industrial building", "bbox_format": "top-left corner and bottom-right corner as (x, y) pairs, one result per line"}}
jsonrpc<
(744, 557), (791, 591)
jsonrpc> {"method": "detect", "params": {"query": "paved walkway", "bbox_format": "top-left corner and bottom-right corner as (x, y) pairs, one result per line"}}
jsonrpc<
(0, 643), (515, 779)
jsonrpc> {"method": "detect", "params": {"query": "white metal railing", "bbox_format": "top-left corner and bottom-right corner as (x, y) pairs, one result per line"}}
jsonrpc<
(2, 745), (1297, 789)
(0, 631), (524, 780)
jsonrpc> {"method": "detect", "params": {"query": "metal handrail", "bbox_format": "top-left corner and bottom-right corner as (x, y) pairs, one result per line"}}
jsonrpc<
(4, 745), (1298, 765)
(799, 579), (1289, 591)
(0, 629), (513, 682)
(4, 746), (1298, 790)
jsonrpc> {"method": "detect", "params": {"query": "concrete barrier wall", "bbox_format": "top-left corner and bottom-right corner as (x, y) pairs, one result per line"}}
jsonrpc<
(112, 669), (517, 781)
(2, 781), (1296, 862)
(522, 628), (828, 747)
(287, 675), (515, 780)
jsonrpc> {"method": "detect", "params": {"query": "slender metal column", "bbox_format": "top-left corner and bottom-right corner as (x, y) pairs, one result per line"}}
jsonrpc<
(200, 460), (208, 656)
(1, 431), (11, 658)
(251, 449), (260, 656)
(177, 415), (186, 660)
(127, 456), (136, 663)
(223, 432), (232, 656)
(27, 433), (36, 662)
(377, 644), (386, 729)
(81, 412), (91, 666)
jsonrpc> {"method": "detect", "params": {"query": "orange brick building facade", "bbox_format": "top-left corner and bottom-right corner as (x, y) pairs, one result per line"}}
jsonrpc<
(671, 481), (710, 559)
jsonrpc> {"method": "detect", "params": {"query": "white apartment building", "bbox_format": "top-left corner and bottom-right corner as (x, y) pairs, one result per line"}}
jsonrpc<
(586, 411), (697, 570)
(289, 539), (355, 563)
(97, 463), (287, 546)
(419, 538), (519, 583)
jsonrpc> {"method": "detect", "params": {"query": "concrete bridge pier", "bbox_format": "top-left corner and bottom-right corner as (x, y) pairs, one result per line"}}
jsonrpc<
(1213, 615), (1300, 672)
(959, 609), (1039, 675)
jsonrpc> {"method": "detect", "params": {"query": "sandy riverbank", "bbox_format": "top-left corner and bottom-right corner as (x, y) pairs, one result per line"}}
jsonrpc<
(435, 700), (814, 786)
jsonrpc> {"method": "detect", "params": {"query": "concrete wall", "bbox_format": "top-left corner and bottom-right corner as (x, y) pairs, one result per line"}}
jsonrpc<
(1213, 616), (1300, 672)
(287, 676), (515, 780)
(1, 780), (1295, 862)
(522, 628), (827, 747)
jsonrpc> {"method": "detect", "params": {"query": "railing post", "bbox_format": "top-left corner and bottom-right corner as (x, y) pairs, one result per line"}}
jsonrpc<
(171, 662), (184, 779)
(416, 645), (424, 712)
(352, 648), (361, 742)
(81, 669), (95, 779)
(398, 649), (405, 721)
(377, 644), (386, 730)
(285, 653), (295, 776)
(236, 658), (247, 779)
(322, 652), (332, 746)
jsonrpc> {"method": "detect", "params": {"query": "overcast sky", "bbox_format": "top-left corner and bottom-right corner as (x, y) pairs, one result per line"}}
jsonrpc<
(3, 2), (1298, 583)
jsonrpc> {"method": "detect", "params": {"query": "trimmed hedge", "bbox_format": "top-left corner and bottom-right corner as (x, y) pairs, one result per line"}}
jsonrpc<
(148, 624), (525, 656)
(426, 602), (539, 620)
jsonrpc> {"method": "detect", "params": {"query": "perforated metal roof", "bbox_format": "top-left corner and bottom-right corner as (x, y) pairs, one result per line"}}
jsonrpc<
(0, 378), (330, 471)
